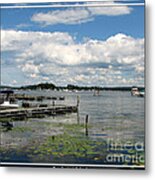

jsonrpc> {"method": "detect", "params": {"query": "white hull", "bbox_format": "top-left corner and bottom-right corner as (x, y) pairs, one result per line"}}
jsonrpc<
(0, 101), (19, 109)
(131, 88), (145, 97)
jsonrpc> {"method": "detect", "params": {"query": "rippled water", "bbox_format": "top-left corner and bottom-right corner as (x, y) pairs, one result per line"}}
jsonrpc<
(0, 90), (145, 166)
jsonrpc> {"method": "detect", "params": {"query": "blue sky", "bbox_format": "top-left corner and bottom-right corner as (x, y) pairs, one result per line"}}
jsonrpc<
(1, 1), (145, 87)
(1, 5), (144, 40)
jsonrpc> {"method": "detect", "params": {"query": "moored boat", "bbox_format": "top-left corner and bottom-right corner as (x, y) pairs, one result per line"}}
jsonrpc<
(131, 87), (145, 97)
(0, 90), (19, 109)
(0, 101), (19, 109)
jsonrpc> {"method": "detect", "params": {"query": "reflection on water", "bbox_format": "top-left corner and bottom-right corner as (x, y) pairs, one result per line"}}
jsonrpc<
(0, 90), (145, 167)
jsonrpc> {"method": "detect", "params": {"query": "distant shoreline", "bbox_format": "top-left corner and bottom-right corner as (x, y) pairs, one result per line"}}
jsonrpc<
(0, 83), (145, 92)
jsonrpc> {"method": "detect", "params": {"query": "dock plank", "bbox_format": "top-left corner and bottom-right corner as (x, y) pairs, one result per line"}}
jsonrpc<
(0, 105), (78, 119)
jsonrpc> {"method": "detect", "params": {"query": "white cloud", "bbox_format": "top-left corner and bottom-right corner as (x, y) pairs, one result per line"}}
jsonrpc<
(1, 30), (74, 52)
(88, 1), (132, 16)
(16, 23), (31, 29)
(135, 66), (144, 73)
(31, 8), (93, 26)
(31, 2), (132, 26)
(1, 30), (144, 86)
(20, 63), (40, 74)
(12, 80), (17, 85)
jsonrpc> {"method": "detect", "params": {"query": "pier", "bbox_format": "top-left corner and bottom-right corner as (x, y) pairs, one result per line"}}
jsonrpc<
(0, 105), (78, 120)
(1, 94), (65, 101)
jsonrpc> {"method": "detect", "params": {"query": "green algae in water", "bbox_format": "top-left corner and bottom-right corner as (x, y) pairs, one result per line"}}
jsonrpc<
(11, 126), (33, 133)
(0, 121), (145, 166)
(15, 123), (105, 163)
(26, 133), (107, 163)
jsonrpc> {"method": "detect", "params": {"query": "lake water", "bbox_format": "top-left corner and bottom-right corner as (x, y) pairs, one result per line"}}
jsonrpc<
(0, 90), (145, 167)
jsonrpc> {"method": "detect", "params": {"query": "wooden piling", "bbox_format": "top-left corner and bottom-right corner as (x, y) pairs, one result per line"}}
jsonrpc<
(77, 95), (80, 108)
(85, 114), (89, 136)
(76, 95), (80, 124)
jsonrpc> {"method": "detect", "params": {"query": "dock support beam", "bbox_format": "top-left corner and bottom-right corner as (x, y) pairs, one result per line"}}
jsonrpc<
(85, 114), (89, 136)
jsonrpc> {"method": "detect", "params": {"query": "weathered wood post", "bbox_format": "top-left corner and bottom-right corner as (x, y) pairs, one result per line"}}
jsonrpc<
(77, 95), (80, 108)
(77, 96), (80, 124)
(85, 114), (89, 136)
(52, 100), (55, 106)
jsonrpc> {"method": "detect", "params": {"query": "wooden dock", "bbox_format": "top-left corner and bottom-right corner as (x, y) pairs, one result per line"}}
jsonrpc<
(0, 105), (78, 119)
(1, 94), (65, 101)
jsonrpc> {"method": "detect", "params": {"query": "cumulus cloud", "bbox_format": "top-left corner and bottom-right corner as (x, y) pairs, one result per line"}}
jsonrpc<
(1, 30), (74, 52)
(1, 29), (144, 86)
(31, 2), (132, 26)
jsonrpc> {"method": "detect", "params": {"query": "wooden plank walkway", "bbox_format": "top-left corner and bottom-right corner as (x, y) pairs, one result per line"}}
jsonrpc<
(0, 105), (78, 119)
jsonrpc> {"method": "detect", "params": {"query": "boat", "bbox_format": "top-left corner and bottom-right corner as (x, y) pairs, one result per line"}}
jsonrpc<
(93, 89), (100, 96)
(0, 101), (19, 109)
(0, 90), (19, 109)
(131, 87), (145, 97)
(59, 96), (65, 101)
(139, 90), (145, 97)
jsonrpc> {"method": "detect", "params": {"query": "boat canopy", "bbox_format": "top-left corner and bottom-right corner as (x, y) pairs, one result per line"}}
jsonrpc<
(0, 90), (14, 94)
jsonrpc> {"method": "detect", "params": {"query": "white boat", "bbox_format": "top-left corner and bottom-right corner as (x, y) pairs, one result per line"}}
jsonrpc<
(131, 87), (145, 97)
(0, 101), (19, 109)
(0, 90), (19, 109)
